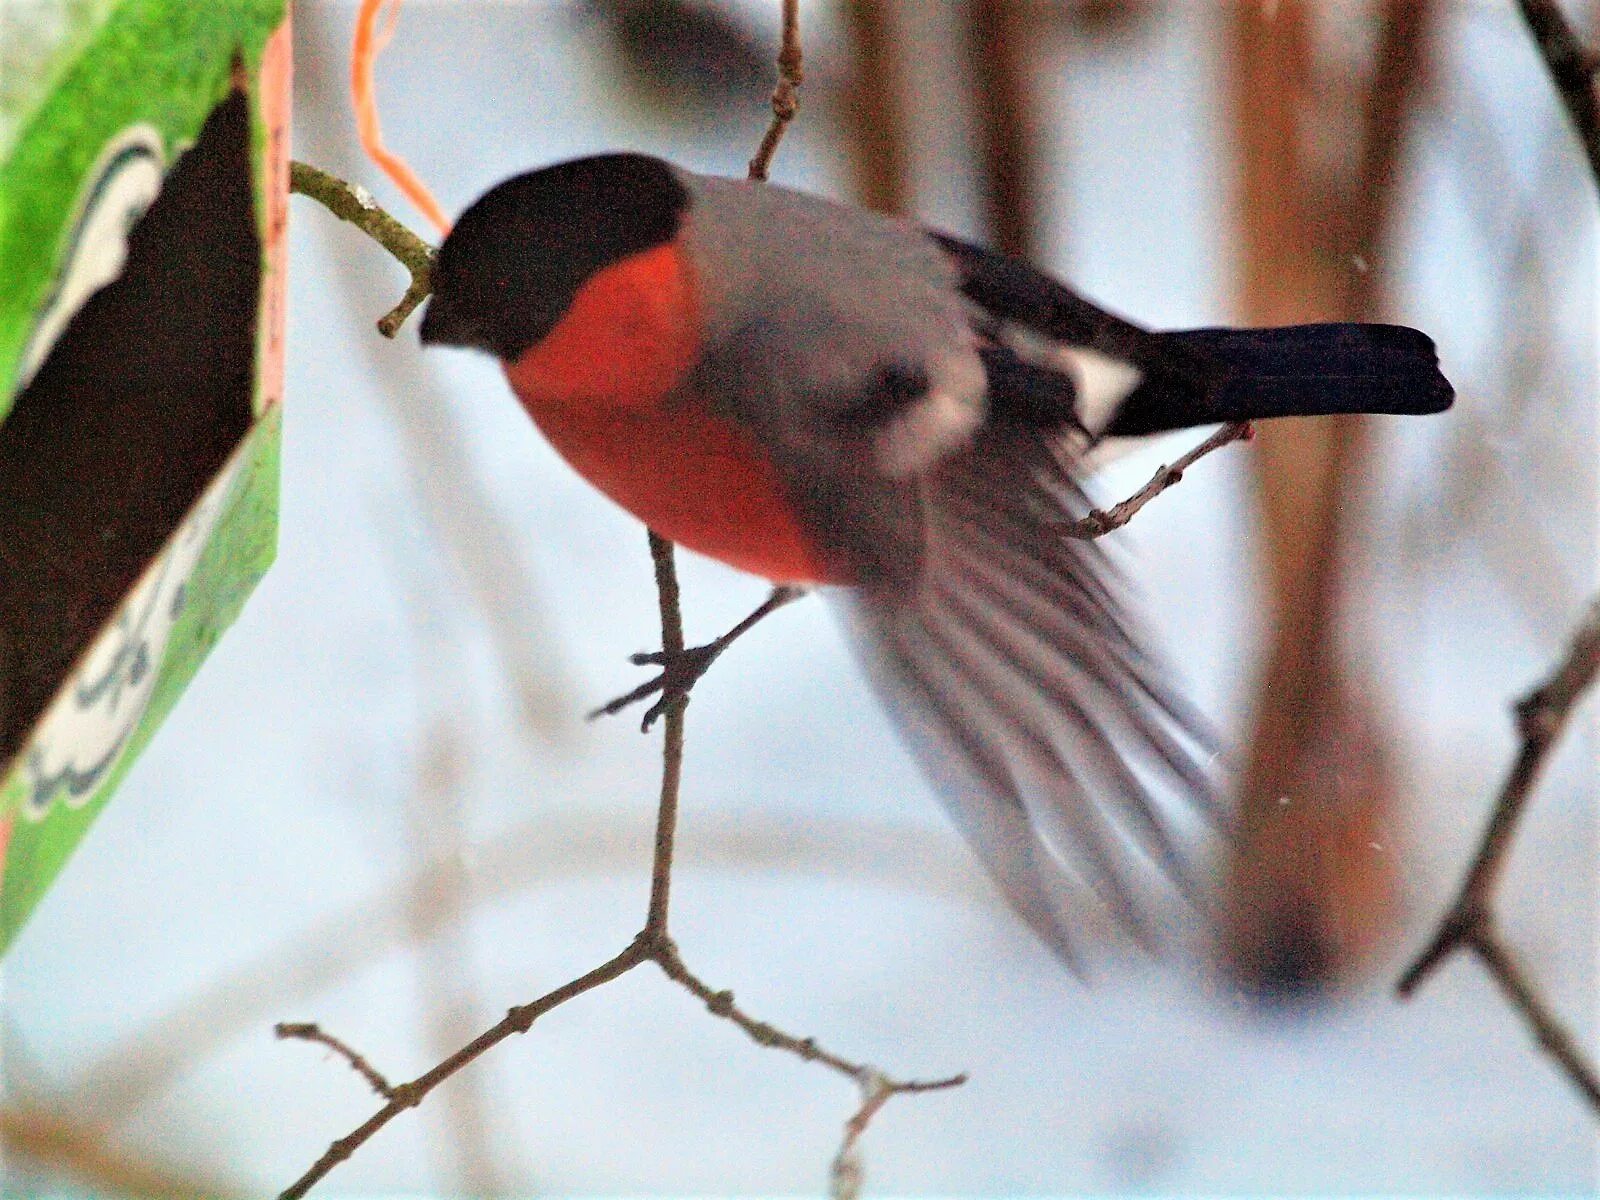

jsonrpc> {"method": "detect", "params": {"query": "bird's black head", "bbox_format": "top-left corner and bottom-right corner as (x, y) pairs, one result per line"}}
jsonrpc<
(420, 153), (690, 361)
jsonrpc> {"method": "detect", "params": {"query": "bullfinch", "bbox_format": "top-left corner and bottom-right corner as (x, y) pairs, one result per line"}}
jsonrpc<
(419, 152), (1452, 962)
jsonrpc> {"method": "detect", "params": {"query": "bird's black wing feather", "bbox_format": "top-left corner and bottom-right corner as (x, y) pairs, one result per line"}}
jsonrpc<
(930, 231), (1225, 395)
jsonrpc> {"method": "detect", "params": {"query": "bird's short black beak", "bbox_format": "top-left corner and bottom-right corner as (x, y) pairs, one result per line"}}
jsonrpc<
(419, 292), (491, 352)
(417, 296), (453, 347)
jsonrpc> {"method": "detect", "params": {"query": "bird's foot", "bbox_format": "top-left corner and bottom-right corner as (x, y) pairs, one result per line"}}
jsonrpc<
(590, 641), (726, 731)
(589, 586), (805, 732)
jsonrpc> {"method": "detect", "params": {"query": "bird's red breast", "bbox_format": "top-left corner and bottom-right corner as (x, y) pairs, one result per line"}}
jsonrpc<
(503, 239), (839, 584)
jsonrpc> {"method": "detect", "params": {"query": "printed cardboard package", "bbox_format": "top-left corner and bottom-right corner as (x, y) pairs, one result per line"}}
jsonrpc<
(0, 0), (291, 951)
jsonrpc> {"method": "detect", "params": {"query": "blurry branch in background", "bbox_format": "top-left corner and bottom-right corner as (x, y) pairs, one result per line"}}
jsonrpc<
(393, 632), (504, 1190)
(0, 1106), (240, 1200)
(1220, 0), (1434, 1001)
(276, 7), (963, 1198)
(1046, 0), (1147, 41)
(287, 159), (575, 736)
(293, 2), (575, 743)
(1412, 81), (1577, 637)
(1516, 0), (1600, 188)
(1398, 0), (1600, 1118)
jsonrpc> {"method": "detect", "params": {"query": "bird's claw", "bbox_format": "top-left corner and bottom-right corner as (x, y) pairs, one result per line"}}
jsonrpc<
(589, 586), (804, 731)
(590, 641), (725, 731)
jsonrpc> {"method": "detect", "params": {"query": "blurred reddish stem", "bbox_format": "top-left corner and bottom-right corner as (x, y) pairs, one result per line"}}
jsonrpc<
(1222, 0), (1434, 999)
(840, 0), (911, 216)
(965, 0), (1043, 257)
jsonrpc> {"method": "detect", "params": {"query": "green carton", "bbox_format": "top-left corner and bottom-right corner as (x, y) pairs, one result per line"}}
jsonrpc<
(0, 0), (291, 951)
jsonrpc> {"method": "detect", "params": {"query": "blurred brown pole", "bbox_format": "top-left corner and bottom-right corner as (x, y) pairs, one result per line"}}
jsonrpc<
(965, 0), (1043, 257)
(839, 0), (912, 216)
(1, 1106), (240, 1199)
(1223, 0), (1434, 1001)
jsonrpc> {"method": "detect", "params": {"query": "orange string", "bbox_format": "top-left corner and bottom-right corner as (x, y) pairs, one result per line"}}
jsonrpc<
(351, 0), (451, 236)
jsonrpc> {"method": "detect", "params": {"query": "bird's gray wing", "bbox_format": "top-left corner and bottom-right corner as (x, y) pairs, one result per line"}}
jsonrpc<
(842, 422), (1224, 963)
(699, 319), (1224, 965)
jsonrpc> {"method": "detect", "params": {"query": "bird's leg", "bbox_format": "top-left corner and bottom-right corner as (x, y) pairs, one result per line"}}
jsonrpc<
(590, 586), (806, 731)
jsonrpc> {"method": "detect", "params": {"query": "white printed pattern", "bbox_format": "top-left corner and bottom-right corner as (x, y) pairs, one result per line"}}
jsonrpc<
(18, 449), (245, 819)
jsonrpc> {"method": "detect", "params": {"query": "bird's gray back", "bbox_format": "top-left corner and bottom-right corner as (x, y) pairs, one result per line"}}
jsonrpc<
(676, 169), (974, 401)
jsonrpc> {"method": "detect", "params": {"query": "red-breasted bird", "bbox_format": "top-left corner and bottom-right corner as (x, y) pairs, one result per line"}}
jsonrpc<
(419, 153), (1452, 962)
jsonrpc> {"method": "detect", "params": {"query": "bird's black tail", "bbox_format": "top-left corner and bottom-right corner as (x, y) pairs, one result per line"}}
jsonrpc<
(932, 231), (1453, 438)
(1103, 323), (1454, 437)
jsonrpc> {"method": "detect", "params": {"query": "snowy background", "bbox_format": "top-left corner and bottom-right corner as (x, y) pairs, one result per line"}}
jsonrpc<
(3, 1), (1597, 1194)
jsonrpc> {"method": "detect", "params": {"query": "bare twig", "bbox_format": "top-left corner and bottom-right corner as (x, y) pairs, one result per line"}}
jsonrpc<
(1397, 597), (1600, 1111)
(1063, 422), (1252, 539)
(278, 938), (651, 1200)
(652, 933), (965, 1093)
(593, 4), (797, 733)
(275, 1023), (398, 1101)
(1399, 598), (1600, 986)
(69, 812), (982, 1132)
(279, 599), (961, 1196)
(288, 160), (435, 336)
(279, 531), (686, 1199)
(1395, 0), (1600, 1115)
(747, 0), (802, 181)
(830, 1073), (890, 1200)
(1515, 0), (1600, 193)
(643, 529), (688, 937)
(1467, 926), (1600, 1109)
(827, 1068), (967, 1200)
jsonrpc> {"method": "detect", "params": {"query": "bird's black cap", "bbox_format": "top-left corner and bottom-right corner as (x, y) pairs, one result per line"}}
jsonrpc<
(420, 152), (690, 361)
